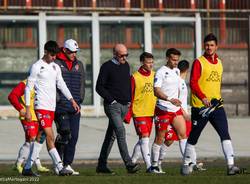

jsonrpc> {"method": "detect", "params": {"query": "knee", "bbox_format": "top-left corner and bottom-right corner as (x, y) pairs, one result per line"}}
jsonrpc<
(46, 134), (55, 144)
(187, 137), (198, 145)
(115, 125), (125, 136)
(178, 133), (187, 140)
(155, 133), (165, 145)
(56, 129), (71, 145)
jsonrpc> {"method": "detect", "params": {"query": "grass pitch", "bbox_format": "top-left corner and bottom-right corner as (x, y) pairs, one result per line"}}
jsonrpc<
(0, 158), (250, 184)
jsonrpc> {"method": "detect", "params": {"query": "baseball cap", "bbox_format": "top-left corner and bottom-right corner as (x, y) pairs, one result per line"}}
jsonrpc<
(64, 39), (79, 52)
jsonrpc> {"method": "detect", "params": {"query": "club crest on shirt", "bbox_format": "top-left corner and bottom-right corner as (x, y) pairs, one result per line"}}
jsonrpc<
(52, 65), (56, 71)
(75, 64), (79, 71)
(40, 66), (45, 73)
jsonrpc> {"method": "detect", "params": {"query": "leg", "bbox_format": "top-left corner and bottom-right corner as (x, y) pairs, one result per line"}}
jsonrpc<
(209, 107), (239, 175)
(54, 113), (71, 160)
(132, 117), (152, 170)
(63, 113), (80, 166)
(97, 121), (116, 168)
(15, 120), (31, 173)
(35, 110), (72, 176)
(181, 108), (209, 175)
(172, 115), (187, 156)
(34, 129), (49, 172)
(131, 140), (141, 163)
(104, 103), (132, 166)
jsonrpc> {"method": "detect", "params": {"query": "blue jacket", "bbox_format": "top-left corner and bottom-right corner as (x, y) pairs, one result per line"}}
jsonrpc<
(54, 55), (85, 113)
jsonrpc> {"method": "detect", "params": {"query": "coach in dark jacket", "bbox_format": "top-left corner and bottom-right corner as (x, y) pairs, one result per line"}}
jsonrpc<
(54, 39), (85, 175)
(95, 43), (140, 174)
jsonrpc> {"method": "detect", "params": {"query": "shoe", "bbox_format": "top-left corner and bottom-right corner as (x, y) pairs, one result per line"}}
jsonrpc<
(59, 166), (73, 176)
(227, 165), (240, 175)
(22, 168), (40, 177)
(14, 163), (23, 174)
(147, 166), (161, 174)
(54, 167), (59, 175)
(181, 164), (190, 176)
(96, 166), (115, 174)
(158, 164), (166, 174)
(37, 165), (50, 172)
(65, 165), (80, 175)
(126, 163), (140, 173)
(193, 162), (206, 171)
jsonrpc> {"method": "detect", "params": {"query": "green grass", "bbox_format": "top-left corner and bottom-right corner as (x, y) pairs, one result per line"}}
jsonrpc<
(0, 159), (250, 184)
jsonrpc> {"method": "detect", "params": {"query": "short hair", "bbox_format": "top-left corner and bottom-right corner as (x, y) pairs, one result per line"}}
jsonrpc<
(204, 33), (218, 45)
(140, 52), (154, 62)
(178, 60), (189, 73)
(166, 48), (181, 57)
(44, 40), (60, 55)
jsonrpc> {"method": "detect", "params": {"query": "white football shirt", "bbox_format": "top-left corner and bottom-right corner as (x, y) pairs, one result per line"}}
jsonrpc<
(154, 66), (181, 112)
(25, 59), (73, 111)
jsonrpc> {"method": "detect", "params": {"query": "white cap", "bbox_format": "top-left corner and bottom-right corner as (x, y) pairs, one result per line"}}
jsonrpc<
(64, 39), (79, 52)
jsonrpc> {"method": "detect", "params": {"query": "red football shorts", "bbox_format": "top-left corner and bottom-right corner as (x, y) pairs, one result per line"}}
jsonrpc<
(133, 117), (153, 137)
(154, 107), (183, 132)
(165, 120), (192, 141)
(35, 109), (55, 129)
(21, 120), (39, 140)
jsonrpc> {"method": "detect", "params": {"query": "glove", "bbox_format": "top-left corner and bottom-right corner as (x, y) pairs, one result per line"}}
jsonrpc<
(199, 98), (223, 118)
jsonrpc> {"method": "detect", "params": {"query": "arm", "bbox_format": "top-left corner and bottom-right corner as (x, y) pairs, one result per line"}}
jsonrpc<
(8, 81), (25, 112)
(56, 65), (80, 113)
(8, 81), (26, 117)
(79, 61), (85, 103)
(96, 63), (115, 104)
(154, 87), (181, 107)
(25, 65), (38, 121)
(124, 76), (135, 124)
(154, 71), (181, 107)
(190, 59), (210, 107)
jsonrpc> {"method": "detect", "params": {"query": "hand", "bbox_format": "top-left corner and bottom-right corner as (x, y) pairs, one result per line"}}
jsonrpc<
(25, 108), (32, 122)
(169, 98), (182, 107)
(181, 108), (191, 121)
(71, 99), (80, 114)
(202, 98), (211, 107)
(19, 108), (26, 117)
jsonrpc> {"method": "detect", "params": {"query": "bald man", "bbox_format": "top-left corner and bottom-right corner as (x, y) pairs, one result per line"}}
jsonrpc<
(96, 44), (140, 174)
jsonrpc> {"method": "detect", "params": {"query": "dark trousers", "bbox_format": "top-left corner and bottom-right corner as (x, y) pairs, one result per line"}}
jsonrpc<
(98, 102), (132, 167)
(188, 107), (231, 145)
(55, 112), (81, 166)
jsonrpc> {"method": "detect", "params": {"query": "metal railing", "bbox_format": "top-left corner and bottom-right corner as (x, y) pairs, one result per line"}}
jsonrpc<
(1, 0), (250, 12)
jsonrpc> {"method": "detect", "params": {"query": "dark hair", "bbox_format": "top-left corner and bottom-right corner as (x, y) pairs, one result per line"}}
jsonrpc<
(178, 60), (189, 73)
(140, 52), (154, 62)
(166, 48), (181, 57)
(44, 40), (60, 55)
(204, 33), (218, 45)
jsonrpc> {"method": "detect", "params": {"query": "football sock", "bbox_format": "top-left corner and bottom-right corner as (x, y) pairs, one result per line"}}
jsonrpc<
(49, 148), (63, 171)
(131, 140), (141, 163)
(183, 143), (195, 165)
(34, 142), (43, 168)
(151, 143), (161, 166)
(24, 141), (40, 170)
(17, 142), (30, 165)
(179, 139), (187, 156)
(222, 140), (234, 166)
(158, 143), (168, 165)
(140, 137), (151, 169)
